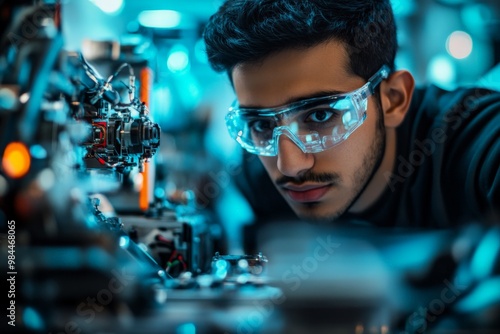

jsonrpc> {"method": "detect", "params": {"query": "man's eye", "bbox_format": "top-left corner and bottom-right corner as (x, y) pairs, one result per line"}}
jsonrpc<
(250, 120), (274, 133)
(306, 109), (338, 123)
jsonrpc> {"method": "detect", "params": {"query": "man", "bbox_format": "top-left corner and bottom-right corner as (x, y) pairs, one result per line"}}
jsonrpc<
(203, 0), (500, 228)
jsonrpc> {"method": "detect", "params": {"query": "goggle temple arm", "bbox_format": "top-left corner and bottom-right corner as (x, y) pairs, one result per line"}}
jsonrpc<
(352, 65), (391, 115)
(367, 65), (391, 95)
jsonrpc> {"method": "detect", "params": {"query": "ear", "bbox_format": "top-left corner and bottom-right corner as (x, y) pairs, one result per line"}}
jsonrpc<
(379, 70), (415, 128)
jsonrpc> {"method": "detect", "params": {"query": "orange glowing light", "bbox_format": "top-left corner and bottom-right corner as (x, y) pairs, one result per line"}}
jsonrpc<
(2, 142), (31, 178)
(139, 67), (153, 212)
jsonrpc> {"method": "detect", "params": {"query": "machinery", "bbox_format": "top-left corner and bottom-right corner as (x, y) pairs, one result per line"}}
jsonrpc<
(74, 54), (160, 175)
(0, 3), (275, 333)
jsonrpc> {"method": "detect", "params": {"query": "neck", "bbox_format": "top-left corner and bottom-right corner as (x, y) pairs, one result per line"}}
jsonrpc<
(348, 128), (397, 213)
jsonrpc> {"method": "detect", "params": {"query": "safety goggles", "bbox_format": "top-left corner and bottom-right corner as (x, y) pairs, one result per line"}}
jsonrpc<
(225, 65), (390, 156)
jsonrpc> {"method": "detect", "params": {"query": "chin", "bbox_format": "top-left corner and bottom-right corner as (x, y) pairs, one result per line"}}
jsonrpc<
(293, 204), (344, 223)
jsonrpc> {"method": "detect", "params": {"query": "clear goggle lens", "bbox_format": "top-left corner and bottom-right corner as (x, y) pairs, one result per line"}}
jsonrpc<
(226, 65), (390, 156)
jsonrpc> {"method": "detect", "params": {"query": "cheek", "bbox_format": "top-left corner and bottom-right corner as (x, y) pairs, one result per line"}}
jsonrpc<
(259, 156), (278, 175)
(318, 110), (379, 173)
(314, 143), (361, 178)
(351, 105), (380, 149)
(338, 133), (369, 161)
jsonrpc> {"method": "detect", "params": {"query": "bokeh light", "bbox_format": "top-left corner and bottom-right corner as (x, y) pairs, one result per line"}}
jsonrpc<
(90, 0), (123, 15)
(446, 30), (473, 59)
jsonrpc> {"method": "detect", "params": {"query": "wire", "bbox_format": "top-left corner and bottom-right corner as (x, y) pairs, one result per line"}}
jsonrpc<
(168, 250), (178, 263)
(94, 152), (124, 168)
(105, 63), (134, 90)
(166, 254), (188, 273)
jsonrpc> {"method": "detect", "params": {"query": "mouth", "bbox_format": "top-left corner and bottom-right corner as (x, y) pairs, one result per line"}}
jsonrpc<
(282, 184), (332, 203)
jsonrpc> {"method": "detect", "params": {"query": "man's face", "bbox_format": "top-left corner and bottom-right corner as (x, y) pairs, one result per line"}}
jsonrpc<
(231, 40), (386, 221)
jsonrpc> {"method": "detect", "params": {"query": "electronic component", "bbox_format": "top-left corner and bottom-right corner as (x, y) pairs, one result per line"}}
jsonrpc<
(71, 55), (160, 174)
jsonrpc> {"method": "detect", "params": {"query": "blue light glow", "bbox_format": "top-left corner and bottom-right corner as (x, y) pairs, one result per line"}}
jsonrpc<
(154, 187), (166, 199)
(167, 47), (190, 73)
(119, 235), (130, 248)
(90, 0), (123, 15)
(427, 55), (456, 87)
(23, 307), (45, 331)
(391, 0), (416, 16)
(152, 84), (172, 125)
(462, 4), (491, 35)
(30, 144), (47, 159)
(176, 323), (196, 334)
(470, 228), (500, 280)
(214, 259), (228, 280)
(138, 10), (182, 29)
(455, 277), (500, 313)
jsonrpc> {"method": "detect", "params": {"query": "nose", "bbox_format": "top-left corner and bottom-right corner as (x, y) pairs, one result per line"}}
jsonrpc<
(276, 135), (314, 177)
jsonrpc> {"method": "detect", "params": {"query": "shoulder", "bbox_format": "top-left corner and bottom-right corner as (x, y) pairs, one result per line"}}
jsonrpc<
(396, 85), (500, 225)
(409, 85), (500, 122)
(403, 85), (499, 151)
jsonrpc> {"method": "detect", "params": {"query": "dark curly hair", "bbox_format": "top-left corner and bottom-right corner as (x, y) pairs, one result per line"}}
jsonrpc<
(203, 0), (397, 81)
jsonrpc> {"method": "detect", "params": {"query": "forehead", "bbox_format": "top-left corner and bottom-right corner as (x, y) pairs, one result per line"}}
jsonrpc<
(231, 40), (364, 108)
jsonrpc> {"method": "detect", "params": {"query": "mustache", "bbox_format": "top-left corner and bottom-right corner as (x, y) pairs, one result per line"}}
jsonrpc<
(276, 171), (340, 186)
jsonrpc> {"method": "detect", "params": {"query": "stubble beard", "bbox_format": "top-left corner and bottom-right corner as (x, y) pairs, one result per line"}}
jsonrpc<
(296, 103), (387, 223)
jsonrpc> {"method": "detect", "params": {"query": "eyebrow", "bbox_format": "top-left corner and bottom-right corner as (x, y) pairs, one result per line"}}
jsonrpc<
(238, 90), (347, 109)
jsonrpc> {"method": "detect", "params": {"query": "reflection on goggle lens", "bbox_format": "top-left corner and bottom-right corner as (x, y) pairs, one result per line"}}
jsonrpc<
(226, 65), (390, 156)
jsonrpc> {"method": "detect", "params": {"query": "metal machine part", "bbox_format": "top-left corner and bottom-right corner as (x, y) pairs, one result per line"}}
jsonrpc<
(71, 54), (161, 174)
(120, 212), (215, 278)
(211, 252), (268, 284)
